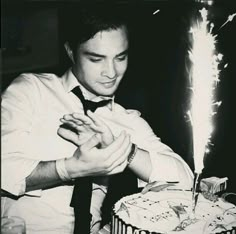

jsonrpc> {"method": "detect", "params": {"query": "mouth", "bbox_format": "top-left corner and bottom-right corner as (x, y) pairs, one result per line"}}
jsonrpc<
(101, 80), (116, 88)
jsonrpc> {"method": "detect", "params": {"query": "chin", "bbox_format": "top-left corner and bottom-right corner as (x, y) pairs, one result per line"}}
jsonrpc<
(99, 91), (115, 97)
(97, 87), (117, 97)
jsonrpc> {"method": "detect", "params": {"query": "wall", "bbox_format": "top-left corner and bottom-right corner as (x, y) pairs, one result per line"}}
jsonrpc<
(1, 3), (59, 90)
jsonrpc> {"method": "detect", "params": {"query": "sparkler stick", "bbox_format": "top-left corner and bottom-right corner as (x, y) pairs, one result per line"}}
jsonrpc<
(188, 8), (223, 214)
(192, 173), (200, 214)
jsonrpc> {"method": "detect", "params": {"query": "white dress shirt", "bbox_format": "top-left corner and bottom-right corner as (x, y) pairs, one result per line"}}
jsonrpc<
(1, 69), (193, 234)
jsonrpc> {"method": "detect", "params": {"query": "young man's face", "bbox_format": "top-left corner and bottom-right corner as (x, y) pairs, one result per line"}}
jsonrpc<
(71, 26), (128, 97)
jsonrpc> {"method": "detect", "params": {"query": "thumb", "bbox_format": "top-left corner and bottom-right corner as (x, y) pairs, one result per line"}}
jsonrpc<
(81, 134), (100, 151)
(57, 127), (79, 145)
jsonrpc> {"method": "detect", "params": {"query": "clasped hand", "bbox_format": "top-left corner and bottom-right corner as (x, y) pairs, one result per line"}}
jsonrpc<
(57, 111), (132, 178)
(58, 110), (114, 147)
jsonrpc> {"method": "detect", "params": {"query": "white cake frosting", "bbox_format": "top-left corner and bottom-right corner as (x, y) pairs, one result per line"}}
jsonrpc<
(112, 190), (236, 234)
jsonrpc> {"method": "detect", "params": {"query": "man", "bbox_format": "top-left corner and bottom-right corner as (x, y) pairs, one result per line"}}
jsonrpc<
(1, 5), (193, 234)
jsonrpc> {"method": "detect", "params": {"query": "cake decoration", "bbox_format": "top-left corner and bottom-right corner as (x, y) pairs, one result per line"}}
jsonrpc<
(141, 181), (178, 194)
(112, 189), (236, 234)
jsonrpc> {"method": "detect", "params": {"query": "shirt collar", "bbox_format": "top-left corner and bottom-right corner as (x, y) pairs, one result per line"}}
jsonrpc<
(62, 68), (115, 108)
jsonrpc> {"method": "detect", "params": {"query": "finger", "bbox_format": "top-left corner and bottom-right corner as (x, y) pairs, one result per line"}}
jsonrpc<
(74, 125), (92, 133)
(105, 136), (132, 171)
(80, 111), (103, 132)
(102, 131), (128, 156)
(60, 119), (80, 129)
(60, 119), (92, 133)
(62, 115), (86, 126)
(85, 122), (103, 133)
(72, 113), (93, 125)
(57, 127), (82, 145)
(63, 113), (101, 133)
(80, 134), (100, 151)
(87, 111), (109, 132)
(61, 117), (84, 127)
(63, 114), (91, 126)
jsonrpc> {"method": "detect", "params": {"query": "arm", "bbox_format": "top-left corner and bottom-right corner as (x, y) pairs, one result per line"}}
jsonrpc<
(126, 112), (193, 189)
(59, 110), (193, 188)
(2, 77), (65, 194)
(127, 148), (151, 182)
(26, 132), (131, 192)
(59, 111), (151, 182)
(25, 161), (62, 192)
(2, 75), (42, 196)
(2, 75), (132, 195)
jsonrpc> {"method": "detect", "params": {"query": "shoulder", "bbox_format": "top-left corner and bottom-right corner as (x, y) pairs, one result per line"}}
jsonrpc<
(15, 72), (58, 84)
(3, 73), (59, 94)
(2, 73), (60, 105)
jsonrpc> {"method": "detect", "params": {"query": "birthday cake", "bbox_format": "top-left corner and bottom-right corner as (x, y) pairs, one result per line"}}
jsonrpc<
(111, 180), (236, 234)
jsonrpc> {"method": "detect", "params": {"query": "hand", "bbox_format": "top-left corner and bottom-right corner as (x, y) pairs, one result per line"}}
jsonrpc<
(58, 113), (95, 145)
(65, 131), (132, 178)
(58, 110), (114, 148)
(87, 110), (114, 147)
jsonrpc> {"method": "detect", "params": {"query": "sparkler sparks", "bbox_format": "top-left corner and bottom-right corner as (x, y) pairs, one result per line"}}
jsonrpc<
(219, 13), (236, 30)
(153, 9), (160, 15)
(188, 8), (222, 175)
(187, 6), (235, 216)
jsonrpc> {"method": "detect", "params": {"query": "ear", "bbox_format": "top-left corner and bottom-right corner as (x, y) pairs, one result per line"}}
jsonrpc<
(64, 42), (75, 64)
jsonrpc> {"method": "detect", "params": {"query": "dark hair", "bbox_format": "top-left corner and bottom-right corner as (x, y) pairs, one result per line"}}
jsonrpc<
(61, 3), (129, 52)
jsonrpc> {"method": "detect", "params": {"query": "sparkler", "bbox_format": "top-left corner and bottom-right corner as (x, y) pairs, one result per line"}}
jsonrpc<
(219, 13), (236, 30)
(153, 9), (160, 15)
(187, 8), (223, 214)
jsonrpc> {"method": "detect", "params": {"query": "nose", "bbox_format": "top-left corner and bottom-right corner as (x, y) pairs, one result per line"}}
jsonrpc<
(101, 61), (117, 79)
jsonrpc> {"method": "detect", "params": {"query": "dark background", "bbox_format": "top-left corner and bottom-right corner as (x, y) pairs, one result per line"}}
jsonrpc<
(1, 0), (236, 192)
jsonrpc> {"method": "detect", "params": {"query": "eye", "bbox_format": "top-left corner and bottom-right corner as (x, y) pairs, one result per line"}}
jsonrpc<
(116, 54), (127, 62)
(89, 57), (103, 63)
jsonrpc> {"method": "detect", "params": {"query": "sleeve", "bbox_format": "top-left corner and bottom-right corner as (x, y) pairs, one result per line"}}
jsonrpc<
(126, 110), (193, 190)
(1, 74), (41, 196)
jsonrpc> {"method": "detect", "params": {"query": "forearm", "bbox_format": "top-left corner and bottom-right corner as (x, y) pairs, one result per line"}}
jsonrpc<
(145, 150), (193, 188)
(25, 160), (62, 192)
(128, 148), (151, 182)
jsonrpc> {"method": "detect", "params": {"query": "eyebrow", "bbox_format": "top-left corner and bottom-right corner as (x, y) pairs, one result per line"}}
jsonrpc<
(82, 49), (128, 58)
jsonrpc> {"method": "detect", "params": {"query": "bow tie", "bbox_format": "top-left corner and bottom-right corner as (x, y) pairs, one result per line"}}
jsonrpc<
(72, 86), (111, 114)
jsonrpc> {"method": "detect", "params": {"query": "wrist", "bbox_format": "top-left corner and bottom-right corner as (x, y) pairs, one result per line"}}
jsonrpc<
(56, 158), (74, 182)
(64, 156), (87, 179)
(127, 143), (138, 166)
